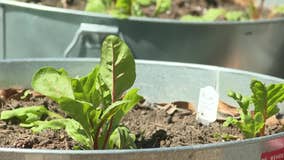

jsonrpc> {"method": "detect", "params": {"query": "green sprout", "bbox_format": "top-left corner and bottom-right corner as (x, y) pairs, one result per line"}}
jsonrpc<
(1, 35), (142, 149)
(85, 0), (171, 18)
(224, 80), (284, 138)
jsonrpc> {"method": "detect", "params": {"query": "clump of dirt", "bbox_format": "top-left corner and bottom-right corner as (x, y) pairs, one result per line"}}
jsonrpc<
(122, 102), (242, 148)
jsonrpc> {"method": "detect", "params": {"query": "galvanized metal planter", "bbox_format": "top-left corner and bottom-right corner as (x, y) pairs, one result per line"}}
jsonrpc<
(0, 58), (284, 160)
(1, 0), (284, 77)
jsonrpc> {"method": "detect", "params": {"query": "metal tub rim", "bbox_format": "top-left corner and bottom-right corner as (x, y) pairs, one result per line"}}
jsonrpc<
(0, 58), (284, 155)
(0, 132), (283, 154)
(1, 0), (284, 25)
(1, 58), (283, 81)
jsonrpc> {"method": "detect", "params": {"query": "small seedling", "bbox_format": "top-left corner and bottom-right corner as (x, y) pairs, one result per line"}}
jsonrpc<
(85, 0), (171, 18)
(224, 80), (284, 138)
(1, 35), (142, 149)
(20, 90), (32, 100)
(213, 133), (239, 141)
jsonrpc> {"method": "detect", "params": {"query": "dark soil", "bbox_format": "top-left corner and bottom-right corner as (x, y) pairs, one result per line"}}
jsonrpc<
(18, 0), (271, 20)
(123, 102), (242, 148)
(0, 88), (283, 149)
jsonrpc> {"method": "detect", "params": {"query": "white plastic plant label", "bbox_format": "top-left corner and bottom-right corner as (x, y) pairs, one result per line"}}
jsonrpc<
(196, 86), (219, 125)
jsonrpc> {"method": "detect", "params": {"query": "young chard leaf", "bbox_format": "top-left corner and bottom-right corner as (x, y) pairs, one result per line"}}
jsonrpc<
(100, 35), (136, 101)
(225, 11), (247, 21)
(32, 67), (74, 101)
(112, 88), (142, 127)
(0, 106), (61, 123)
(137, 0), (152, 6)
(85, 0), (108, 13)
(154, 0), (171, 15)
(20, 90), (32, 100)
(58, 98), (94, 138)
(251, 80), (267, 114)
(267, 84), (284, 117)
(108, 126), (136, 149)
(202, 8), (226, 21)
(115, 0), (132, 15)
(72, 66), (101, 106)
(224, 79), (284, 138)
(228, 91), (250, 115)
(29, 118), (91, 148)
(131, 2), (144, 17)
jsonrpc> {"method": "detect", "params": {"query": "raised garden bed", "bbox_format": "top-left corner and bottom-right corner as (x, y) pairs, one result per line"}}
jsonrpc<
(1, 0), (284, 78)
(0, 36), (284, 160)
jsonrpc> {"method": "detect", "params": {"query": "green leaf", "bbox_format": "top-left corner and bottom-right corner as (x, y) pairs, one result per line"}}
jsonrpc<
(253, 112), (264, 134)
(266, 83), (284, 118)
(251, 80), (267, 114)
(100, 35), (136, 100)
(225, 11), (246, 21)
(65, 119), (92, 148)
(108, 126), (136, 149)
(30, 119), (66, 132)
(137, 0), (152, 6)
(131, 2), (144, 16)
(240, 112), (264, 138)
(96, 76), (112, 107)
(20, 90), (32, 100)
(58, 97), (94, 139)
(272, 5), (284, 14)
(154, 0), (171, 15)
(1, 106), (49, 123)
(240, 113), (255, 138)
(223, 117), (239, 127)
(85, 0), (107, 13)
(203, 8), (226, 21)
(72, 66), (101, 106)
(30, 119), (91, 148)
(251, 80), (284, 119)
(100, 100), (129, 123)
(112, 88), (142, 127)
(228, 91), (250, 115)
(32, 67), (74, 101)
(115, 0), (132, 15)
(90, 108), (103, 130)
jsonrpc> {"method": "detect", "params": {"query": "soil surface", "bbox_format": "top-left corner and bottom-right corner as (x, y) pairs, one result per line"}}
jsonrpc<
(18, 0), (273, 20)
(0, 88), (283, 149)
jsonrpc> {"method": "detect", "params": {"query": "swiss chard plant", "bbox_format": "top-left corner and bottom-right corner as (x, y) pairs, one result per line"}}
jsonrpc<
(0, 35), (142, 149)
(224, 80), (284, 138)
(85, 0), (171, 18)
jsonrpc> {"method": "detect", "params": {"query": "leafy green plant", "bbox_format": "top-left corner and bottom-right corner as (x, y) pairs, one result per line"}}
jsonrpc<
(86, 0), (171, 18)
(225, 11), (248, 21)
(224, 80), (284, 138)
(271, 5), (284, 15)
(180, 8), (248, 22)
(0, 35), (142, 149)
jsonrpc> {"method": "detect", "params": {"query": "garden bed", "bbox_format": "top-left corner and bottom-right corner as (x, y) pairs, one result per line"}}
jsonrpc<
(19, 0), (284, 20)
(1, 88), (283, 149)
